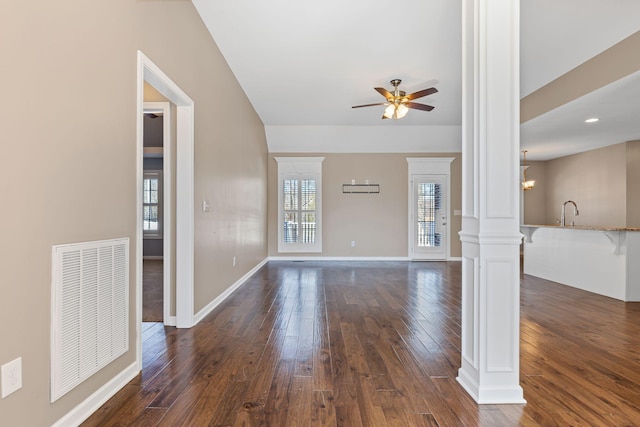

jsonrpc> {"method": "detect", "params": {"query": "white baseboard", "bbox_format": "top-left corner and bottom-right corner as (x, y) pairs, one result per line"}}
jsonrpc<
(164, 315), (177, 327)
(52, 362), (139, 427)
(193, 258), (269, 325)
(268, 256), (410, 261)
(268, 256), (462, 262)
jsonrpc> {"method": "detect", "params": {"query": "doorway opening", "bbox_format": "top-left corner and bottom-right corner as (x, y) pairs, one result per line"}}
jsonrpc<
(136, 51), (195, 369)
(142, 101), (171, 325)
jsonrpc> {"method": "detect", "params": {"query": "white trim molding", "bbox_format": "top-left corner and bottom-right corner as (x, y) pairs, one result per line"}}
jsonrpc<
(51, 362), (138, 427)
(268, 256), (410, 262)
(274, 157), (324, 253)
(407, 158), (455, 261)
(407, 157), (455, 175)
(193, 258), (269, 325)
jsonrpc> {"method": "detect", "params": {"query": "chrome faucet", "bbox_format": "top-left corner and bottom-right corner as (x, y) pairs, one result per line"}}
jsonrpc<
(561, 200), (579, 227)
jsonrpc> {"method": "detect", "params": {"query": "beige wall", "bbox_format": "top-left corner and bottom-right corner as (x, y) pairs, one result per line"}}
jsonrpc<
(626, 141), (640, 227)
(0, 1), (267, 425)
(268, 153), (462, 258)
(522, 161), (547, 225)
(546, 143), (627, 226)
(525, 143), (628, 227)
(521, 31), (640, 123)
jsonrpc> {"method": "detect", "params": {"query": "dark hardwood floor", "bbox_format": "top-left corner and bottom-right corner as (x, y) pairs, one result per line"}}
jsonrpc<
(82, 261), (640, 426)
(143, 260), (163, 322)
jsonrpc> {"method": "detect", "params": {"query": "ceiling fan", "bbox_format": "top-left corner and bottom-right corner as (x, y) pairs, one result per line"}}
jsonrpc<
(352, 79), (437, 119)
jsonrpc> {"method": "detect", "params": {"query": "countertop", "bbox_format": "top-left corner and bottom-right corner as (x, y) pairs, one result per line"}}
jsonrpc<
(522, 224), (640, 232)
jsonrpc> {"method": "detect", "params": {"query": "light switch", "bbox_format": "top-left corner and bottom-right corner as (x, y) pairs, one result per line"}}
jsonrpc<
(202, 200), (210, 213)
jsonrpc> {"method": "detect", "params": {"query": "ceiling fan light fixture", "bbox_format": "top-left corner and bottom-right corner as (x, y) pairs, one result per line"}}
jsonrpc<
(396, 103), (408, 119)
(383, 104), (396, 119)
(352, 78), (437, 120)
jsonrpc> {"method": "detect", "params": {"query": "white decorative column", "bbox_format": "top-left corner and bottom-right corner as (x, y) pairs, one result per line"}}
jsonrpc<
(456, 0), (525, 404)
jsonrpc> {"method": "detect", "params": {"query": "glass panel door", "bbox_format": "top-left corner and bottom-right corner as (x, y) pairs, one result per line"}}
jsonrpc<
(411, 175), (447, 260)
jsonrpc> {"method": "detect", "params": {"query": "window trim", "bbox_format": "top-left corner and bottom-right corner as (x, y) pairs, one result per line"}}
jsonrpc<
(275, 157), (324, 253)
(143, 170), (163, 239)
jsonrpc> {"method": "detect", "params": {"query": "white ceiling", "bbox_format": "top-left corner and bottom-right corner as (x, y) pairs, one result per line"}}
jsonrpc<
(192, 0), (640, 158)
(521, 71), (640, 161)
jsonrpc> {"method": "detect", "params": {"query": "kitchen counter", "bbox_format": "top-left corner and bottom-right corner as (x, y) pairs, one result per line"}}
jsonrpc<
(521, 225), (640, 301)
(522, 224), (640, 232)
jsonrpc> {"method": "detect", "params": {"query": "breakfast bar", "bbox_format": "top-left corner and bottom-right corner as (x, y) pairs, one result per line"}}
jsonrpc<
(521, 224), (640, 301)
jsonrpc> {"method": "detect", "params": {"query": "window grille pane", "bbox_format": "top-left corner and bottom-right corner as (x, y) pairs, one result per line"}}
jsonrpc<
(143, 174), (162, 236)
(143, 179), (151, 204)
(283, 179), (298, 211)
(283, 178), (317, 244)
(301, 212), (316, 243)
(417, 182), (441, 247)
(301, 179), (316, 211)
(143, 206), (158, 231)
(283, 212), (298, 243)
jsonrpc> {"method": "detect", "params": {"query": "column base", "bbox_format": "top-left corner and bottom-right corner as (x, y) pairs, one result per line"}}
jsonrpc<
(457, 368), (526, 404)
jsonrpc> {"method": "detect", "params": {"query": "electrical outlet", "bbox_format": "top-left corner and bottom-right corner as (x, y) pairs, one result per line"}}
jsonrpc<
(1, 357), (22, 398)
(351, 241), (356, 247)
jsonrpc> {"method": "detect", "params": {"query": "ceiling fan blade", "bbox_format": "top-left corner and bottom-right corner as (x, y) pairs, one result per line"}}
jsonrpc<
(405, 87), (438, 101)
(381, 114), (389, 119)
(374, 87), (394, 100)
(405, 102), (434, 111)
(352, 102), (388, 109)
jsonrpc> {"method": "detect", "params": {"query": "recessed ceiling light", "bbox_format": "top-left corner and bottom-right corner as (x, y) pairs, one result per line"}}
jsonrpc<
(585, 118), (599, 123)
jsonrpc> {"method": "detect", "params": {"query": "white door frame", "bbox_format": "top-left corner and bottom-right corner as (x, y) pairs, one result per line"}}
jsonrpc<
(407, 158), (455, 261)
(143, 101), (174, 326)
(136, 51), (195, 369)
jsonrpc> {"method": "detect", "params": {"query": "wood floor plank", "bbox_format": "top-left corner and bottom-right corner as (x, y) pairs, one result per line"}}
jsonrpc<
(313, 298), (333, 391)
(294, 316), (315, 376)
(263, 359), (295, 426)
(377, 389), (420, 427)
(285, 376), (314, 426)
(82, 261), (640, 427)
(311, 390), (337, 426)
(340, 322), (388, 426)
(235, 325), (288, 419)
(327, 305), (364, 427)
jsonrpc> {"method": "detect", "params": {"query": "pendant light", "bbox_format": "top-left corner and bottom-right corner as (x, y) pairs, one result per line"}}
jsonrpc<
(522, 150), (535, 191)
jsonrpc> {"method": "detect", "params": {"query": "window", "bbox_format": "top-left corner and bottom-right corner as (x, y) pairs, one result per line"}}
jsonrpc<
(275, 157), (324, 253)
(143, 171), (162, 238)
(417, 182), (442, 247)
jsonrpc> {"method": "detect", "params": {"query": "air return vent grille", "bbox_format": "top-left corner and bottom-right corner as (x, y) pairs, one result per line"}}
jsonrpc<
(50, 238), (129, 402)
